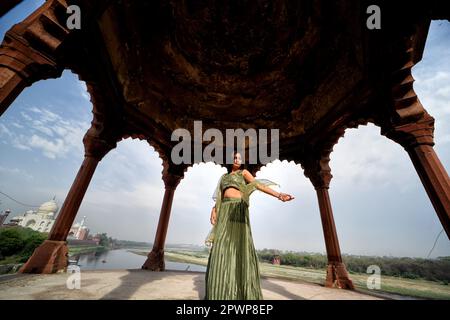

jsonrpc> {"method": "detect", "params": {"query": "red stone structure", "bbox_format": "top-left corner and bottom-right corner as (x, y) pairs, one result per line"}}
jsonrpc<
(272, 256), (281, 266)
(0, 1), (449, 290)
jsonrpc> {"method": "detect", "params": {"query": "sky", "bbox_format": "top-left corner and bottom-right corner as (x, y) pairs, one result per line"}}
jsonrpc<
(0, 2), (449, 258)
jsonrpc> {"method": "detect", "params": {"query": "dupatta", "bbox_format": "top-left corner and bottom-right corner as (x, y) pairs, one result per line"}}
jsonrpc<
(205, 172), (279, 247)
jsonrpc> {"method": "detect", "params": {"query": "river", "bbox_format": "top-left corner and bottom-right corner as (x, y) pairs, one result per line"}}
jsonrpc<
(70, 248), (206, 272)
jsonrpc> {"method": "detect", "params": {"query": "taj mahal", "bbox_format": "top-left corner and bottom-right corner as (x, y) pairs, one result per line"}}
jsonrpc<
(10, 199), (59, 233)
(8, 198), (90, 240)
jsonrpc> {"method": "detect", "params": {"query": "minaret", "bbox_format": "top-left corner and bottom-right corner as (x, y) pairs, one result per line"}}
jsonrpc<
(0, 209), (11, 225)
(75, 216), (86, 239)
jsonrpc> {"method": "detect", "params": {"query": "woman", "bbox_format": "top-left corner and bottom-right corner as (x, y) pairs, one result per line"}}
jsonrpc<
(204, 151), (294, 300)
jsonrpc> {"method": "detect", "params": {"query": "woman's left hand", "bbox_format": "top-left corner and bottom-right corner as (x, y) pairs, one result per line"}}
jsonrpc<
(210, 207), (217, 225)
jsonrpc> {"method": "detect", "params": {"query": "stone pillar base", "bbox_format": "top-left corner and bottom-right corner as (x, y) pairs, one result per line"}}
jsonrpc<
(141, 249), (164, 271)
(19, 240), (68, 274)
(325, 262), (355, 290)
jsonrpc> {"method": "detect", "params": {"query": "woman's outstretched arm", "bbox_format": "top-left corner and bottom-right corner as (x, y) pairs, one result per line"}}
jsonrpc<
(242, 169), (294, 202)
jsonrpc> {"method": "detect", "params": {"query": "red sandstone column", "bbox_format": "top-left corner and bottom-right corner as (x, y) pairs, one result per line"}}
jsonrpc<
(382, 113), (450, 239)
(302, 154), (355, 289)
(19, 133), (116, 274)
(142, 173), (182, 271)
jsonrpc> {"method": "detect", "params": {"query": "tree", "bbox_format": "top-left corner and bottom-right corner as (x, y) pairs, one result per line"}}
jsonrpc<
(0, 228), (25, 256)
(99, 233), (109, 247)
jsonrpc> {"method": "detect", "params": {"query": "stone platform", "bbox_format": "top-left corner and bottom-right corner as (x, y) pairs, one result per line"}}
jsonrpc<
(0, 269), (384, 300)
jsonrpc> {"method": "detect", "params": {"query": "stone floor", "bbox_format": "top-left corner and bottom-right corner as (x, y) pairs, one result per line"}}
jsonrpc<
(0, 269), (384, 300)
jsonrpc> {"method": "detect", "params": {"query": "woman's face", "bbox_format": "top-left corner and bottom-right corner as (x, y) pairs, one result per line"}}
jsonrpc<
(233, 152), (242, 168)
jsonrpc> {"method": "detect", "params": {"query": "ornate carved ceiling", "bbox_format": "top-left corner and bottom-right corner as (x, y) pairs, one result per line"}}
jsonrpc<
(2, 0), (447, 168)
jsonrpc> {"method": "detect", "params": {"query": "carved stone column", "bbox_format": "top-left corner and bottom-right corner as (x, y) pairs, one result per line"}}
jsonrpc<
(19, 129), (116, 274)
(142, 172), (183, 271)
(0, 0), (71, 115)
(380, 34), (450, 239)
(381, 113), (450, 239)
(302, 150), (355, 289)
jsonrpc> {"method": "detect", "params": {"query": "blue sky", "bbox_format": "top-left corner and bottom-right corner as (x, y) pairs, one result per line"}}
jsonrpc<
(0, 2), (449, 258)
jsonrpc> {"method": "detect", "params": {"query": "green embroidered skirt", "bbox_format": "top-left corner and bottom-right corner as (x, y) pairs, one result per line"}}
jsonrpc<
(204, 197), (263, 300)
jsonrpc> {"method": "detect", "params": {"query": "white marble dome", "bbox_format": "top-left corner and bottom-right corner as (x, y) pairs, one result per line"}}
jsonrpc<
(37, 199), (58, 215)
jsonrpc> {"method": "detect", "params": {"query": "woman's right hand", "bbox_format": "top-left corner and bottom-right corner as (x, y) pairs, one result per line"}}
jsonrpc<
(210, 206), (217, 225)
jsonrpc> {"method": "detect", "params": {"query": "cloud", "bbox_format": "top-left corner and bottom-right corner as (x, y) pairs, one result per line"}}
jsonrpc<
(11, 122), (23, 129)
(20, 111), (32, 121)
(28, 135), (65, 159)
(0, 165), (33, 180)
(413, 70), (450, 147)
(0, 123), (12, 137)
(413, 71), (450, 118)
(83, 181), (164, 213)
(32, 122), (54, 136)
(330, 124), (413, 193)
(29, 106), (61, 122)
(1, 106), (89, 159)
(412, 22), (450, 150)
(11, 138), (31, 151)
(93, 139), (164, 193)
(78, 81), (91, 102)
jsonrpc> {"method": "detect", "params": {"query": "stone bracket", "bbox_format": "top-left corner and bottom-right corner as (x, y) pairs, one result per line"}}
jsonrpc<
(381, 112), (435, 150)
(19, 240), (68, 274)
(325, 262), (355, 290)
(142, 249), (165, 271)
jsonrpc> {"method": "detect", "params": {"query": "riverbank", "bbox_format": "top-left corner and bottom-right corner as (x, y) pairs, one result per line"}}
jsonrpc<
(130, 249), (450, 300)
(68, 245), (107, 257)
(0, 245), (107, 275)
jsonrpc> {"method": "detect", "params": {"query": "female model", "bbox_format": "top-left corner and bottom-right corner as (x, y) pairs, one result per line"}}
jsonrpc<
(204, 151), (294, 300)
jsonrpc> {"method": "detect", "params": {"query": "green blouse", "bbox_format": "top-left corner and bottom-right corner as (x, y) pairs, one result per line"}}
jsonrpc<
(205, 169), (279, 247)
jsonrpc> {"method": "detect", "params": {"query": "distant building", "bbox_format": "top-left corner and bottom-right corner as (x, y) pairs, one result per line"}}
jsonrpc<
(68, 232), (100, 246)
(8, 200), (97, 243)
(9, 199), (58, 233)
(272, 255), (281, 265)
(68, 216), (90, 240)
(90, 234), (101, 245)
(76, 227), (89, 240)
(0, 209), (11, 225)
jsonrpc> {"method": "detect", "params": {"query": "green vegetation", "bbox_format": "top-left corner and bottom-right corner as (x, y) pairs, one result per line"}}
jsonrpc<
(0, 227), (150, 265)
(84, 236), (151, 250)
(114, 240), (152, 248)
(68, 245), (106, 256)
(0, 226), (109, 265)
(257, 248), (450, 283)
(0, 226), (47, 265)
(98, 233), (111, 247)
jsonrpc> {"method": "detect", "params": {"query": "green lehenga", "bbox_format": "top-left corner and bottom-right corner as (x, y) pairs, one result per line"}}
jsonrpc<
(204, 170), (279, 300)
